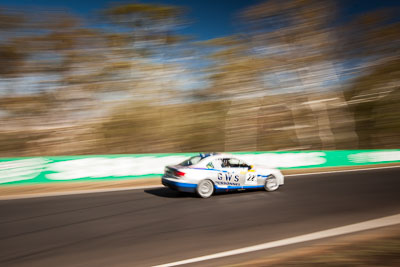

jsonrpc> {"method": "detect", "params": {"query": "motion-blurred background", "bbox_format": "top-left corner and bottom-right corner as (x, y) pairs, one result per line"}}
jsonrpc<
(0, 0), (399, 157)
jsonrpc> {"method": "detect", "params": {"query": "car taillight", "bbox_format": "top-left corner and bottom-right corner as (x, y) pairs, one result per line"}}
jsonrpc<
(174, 170), (185, 177)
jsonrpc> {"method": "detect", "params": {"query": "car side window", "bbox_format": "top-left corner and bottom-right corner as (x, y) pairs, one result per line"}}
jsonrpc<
(221, 158), (230, 168)
(219, 158), (240, 168)
(226, 158), (250, 168)
(217, 158), (248, 168)
(228, 158), (240, 168)
(239, 160), (250, 168)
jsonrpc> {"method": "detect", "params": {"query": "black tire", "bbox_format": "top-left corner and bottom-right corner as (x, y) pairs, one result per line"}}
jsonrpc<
(264, 175), (279, 192)
(196, 179), (214, 198)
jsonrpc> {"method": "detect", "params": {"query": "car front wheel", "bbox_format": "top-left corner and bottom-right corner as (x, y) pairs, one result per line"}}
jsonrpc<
(264, 175), (279, 192)
(196, 179), (214, 198)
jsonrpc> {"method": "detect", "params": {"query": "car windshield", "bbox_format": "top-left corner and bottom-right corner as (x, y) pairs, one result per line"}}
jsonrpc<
(179, 156), (202, 166)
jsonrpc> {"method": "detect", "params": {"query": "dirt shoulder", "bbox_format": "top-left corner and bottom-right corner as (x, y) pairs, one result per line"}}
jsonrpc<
(0, 177), (161, 199)
(225, 224), (400, 267)
(0, 163), (399, 199)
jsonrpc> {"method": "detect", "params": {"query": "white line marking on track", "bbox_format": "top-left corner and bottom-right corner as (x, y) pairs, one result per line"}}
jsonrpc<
(0, 165), (399, 201)
(153, 213), (400, 267)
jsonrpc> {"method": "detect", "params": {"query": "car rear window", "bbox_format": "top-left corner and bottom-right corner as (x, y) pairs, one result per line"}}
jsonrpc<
(179, 156), (202, 166)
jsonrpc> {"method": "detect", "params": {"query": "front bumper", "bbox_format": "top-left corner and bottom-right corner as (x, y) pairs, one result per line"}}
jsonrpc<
(162, 177), (197, 193)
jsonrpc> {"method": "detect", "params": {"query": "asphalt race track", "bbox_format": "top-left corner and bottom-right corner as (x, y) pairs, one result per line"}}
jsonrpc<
(1, 168), (400, 267)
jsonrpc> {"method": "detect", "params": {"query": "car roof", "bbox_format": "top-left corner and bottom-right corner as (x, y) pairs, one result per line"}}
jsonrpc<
(196, 153), (241, 162)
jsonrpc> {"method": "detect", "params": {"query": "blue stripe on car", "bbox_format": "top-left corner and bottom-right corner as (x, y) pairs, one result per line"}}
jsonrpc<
(176, 182), (196, 188)
(215, 184), (264, 190)
(164, 180), (196, 188)
(162, 179), (197, 193)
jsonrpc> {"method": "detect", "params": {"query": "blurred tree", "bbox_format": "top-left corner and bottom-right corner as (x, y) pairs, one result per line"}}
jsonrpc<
(338, 7), (400, 148)
(0, 3), (192, 156)
(0, 1), (398, 156)
(242, 0), (341, 149)
(199, 0), (342, 150)
(200, 36), (265, 98)
(104, 3), (185, 41)
(99, 3), (194, 152)
(345, 58), (400, 148)
(201, 0), (399, 151)
(0, 9), (26, 77)
(103, 3), (189, 100)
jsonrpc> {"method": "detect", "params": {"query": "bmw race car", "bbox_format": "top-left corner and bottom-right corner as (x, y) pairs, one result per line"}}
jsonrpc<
(162, 153), (284, 198)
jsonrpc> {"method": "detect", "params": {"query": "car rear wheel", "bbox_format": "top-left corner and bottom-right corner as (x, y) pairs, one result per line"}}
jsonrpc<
(264, 175), (279, 192)
(196, 179), (214, 198)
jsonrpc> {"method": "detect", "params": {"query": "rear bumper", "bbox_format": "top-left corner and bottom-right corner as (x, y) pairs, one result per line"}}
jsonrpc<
(162, 177), (197, 193)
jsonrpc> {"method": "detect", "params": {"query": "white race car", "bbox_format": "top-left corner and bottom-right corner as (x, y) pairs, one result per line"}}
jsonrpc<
(162, 153), (284, 198)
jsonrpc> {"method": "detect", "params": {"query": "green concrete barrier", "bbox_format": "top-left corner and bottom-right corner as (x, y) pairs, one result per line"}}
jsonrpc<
(1, 150), (399, 185)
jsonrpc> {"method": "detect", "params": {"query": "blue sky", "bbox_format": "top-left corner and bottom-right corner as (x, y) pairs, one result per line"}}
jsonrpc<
(3, 0), (399, 41)
(2, 0), (263, 40)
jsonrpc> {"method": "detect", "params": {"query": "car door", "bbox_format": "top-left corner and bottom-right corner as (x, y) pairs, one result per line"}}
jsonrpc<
(221, 158), (248, 186)
(241, 161), (258, 186)
(227, 158), (253, 186)
(210, 158), (239, 187)
(212, 158), (257, 188)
